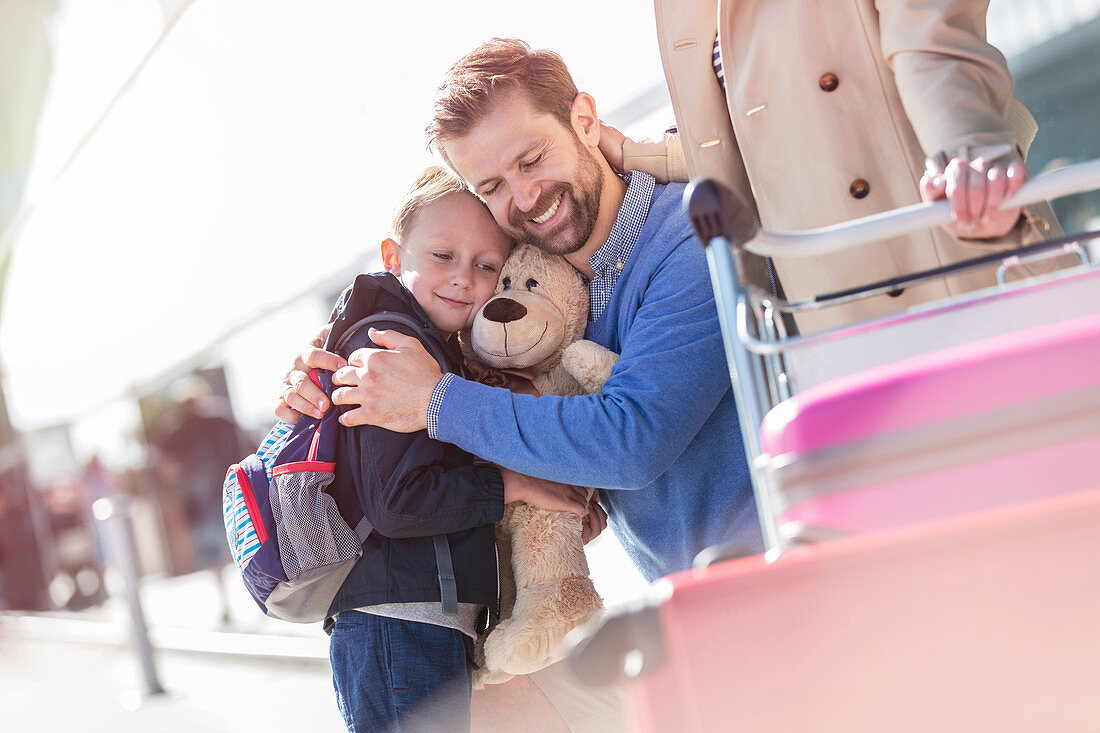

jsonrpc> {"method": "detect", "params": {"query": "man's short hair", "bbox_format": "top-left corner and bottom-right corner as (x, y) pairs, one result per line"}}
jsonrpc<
(392, 165), (479, 243)
(427, 38), (578, 154)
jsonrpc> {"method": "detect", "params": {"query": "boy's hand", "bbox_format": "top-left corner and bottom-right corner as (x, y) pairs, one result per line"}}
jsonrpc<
(274, 324), (347, 423)
(500, 467), (589, 517)
(331, 328), (440, 432)
(581, 497), (608, 544)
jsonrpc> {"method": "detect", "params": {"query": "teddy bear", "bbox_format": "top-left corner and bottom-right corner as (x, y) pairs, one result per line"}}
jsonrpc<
(464, 243), (619, 685)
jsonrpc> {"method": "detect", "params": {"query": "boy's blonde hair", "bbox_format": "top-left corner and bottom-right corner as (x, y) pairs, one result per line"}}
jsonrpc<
(392, 165), (484, 243)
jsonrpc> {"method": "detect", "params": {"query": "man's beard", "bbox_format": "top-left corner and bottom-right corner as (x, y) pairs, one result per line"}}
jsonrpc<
(506, 142), (603, 256)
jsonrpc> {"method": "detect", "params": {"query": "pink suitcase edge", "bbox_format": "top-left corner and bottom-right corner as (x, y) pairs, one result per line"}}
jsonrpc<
(759, 311), (1100, 458)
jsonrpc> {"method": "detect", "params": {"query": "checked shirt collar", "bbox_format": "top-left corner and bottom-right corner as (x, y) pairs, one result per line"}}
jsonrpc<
(587, 171), (656, 322)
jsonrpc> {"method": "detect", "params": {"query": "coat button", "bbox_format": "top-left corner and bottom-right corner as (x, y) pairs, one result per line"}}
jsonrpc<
(819, 73), (839, 92)
(849, 178), (870, 199)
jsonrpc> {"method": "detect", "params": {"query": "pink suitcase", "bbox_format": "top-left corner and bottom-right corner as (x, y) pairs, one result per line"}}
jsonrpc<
(763, 310), (1100, 536)
(624, 489), (1100, 733)
(569, 160), (1100, 730)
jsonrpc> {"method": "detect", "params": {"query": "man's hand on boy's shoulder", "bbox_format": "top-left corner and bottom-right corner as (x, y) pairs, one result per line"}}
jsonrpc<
(331, 328), (441, 433)
(275, 325), (347, 423)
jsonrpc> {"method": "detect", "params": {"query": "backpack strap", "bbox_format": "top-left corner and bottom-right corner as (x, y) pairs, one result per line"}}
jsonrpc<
(333, 309), (460, 616)
(433, 535), (458, 617)
(332, 311), (451, 368)
(352, 516), (373, 543)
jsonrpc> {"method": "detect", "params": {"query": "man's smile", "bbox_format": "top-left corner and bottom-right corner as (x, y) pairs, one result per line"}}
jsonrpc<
(530, 193), (564, 226)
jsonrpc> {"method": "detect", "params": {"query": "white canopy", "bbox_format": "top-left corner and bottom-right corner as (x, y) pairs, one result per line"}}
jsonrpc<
(0, 0), (671, 434)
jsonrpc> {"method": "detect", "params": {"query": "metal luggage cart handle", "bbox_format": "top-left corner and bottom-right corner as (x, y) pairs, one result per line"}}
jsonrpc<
(995, 244), (1088, 285)
(742, 158), (1100, 258)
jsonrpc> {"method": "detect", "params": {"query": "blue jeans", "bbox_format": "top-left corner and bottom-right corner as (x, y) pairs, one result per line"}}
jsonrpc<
(329, 611), (472, 733)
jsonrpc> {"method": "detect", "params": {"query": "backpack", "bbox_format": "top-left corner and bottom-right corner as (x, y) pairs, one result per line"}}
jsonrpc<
(222, 312), (452, 622)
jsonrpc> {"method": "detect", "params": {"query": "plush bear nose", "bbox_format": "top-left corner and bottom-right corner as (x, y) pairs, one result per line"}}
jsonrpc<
(482, 297), (527, 324)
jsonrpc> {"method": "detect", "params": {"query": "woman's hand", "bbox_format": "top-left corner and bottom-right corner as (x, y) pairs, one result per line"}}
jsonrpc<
(921, 156), (1027, 240)
(597, 120), (627, 175)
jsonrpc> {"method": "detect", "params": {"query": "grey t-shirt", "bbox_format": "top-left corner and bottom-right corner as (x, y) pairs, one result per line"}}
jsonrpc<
(352, 601), (482, 639)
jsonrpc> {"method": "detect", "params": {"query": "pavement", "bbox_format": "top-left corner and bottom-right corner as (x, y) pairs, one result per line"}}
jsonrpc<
(0, 532), (647, 732)
(0, 567), (341, 733)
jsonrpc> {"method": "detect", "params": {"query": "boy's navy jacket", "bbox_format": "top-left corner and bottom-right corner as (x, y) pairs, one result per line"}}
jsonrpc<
(325, 272), (504, 619)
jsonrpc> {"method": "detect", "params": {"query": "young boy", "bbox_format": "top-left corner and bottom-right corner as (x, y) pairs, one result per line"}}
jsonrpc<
(322, 166), (587, 733)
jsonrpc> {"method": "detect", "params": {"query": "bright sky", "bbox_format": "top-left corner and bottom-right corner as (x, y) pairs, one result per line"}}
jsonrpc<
(1, 0), (670, 464)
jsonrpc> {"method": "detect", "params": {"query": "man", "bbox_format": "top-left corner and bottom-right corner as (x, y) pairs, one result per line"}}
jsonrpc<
(282, 37), (762, 584)
(278, 39), (757, 731)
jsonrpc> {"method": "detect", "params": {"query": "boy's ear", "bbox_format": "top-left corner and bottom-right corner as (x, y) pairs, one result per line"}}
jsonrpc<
(380, 238), (402, 275)
(570, 92), (600, 150)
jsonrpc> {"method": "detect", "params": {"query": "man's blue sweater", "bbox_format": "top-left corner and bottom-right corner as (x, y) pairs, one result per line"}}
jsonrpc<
(436, 183), (762, 581)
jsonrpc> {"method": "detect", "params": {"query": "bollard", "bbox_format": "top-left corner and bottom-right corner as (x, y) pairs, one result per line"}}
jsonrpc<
(93, 495), (167, 698)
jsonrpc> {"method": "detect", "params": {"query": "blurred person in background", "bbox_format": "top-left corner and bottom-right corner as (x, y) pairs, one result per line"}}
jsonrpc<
(42, 471), (107, 611)
(152, 375), (244, 623)
(0, 489), (8, 608)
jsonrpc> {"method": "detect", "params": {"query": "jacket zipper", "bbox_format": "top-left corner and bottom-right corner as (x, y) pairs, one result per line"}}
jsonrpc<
(494, 536), (501, 619)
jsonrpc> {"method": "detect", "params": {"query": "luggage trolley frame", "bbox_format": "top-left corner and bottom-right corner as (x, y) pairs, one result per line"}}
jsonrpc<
(691, 159), (1100, 555)
(568, 159), (1100, 731)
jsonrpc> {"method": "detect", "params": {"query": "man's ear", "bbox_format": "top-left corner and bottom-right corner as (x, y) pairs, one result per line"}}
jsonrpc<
(380, 238), (402, 275)
(570, 92), (601, 150)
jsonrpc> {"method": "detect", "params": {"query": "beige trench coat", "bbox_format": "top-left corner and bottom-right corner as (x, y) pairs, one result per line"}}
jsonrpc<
(627, 0), (1069, 332)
